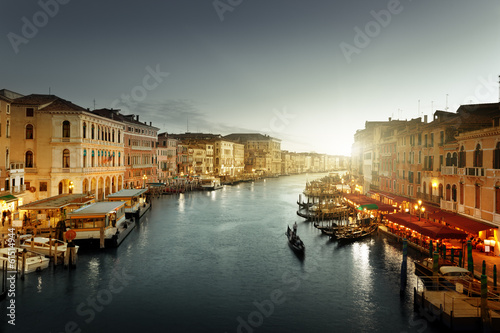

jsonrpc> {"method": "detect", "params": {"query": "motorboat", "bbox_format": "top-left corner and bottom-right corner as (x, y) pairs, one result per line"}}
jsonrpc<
(0, 247), (50, 273)
(20, 235), (79, 257)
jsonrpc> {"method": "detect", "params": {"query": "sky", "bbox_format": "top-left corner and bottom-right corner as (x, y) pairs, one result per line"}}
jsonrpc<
(1, 0), (499, 156)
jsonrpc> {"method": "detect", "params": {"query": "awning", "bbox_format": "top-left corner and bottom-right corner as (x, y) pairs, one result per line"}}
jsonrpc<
(428, 211), (495, 234)
(0, 194), (18, 203)
(386, 212), (467, 240)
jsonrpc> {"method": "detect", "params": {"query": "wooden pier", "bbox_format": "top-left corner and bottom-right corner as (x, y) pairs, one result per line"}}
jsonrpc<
(414, 284), (500, 331)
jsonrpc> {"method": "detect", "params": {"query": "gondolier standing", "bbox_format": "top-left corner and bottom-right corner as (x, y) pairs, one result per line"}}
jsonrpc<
(293, 222), (298, 238)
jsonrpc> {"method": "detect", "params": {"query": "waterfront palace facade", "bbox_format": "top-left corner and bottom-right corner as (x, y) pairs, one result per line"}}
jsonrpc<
(351, 102), (500, 251)
(0, 89), (347, 211)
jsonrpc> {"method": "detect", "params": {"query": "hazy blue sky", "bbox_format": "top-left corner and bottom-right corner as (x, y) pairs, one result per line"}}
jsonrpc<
(2, 0), (499, 155)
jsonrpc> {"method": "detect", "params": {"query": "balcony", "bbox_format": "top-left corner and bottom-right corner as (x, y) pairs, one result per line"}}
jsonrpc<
(416, 192), (441, 205)
(464, 167), (485, 177)
(440, 199), (457, 212)
(10, 184), (26, 194)
(441, 165), (458, 175)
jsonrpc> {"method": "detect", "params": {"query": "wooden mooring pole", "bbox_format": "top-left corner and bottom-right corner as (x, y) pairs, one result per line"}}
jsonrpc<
(400, 238), (407, 295)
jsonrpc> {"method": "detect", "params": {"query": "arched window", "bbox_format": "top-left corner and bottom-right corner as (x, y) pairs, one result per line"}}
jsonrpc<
(83, 122), (87, 139)
(83, 149), (87, 167)
(446, 184), (451, 201)
(25, 151), (33, 168)
(438, 183), (443, 199)
(452, 184), (457, 202)
(458, 146), (466, 168)
(91, 150), (95, 167)
(473, 143), (483, 167)
(91, 124), (95, 139)
(452, 152), (458, 166)
(118, 130), (121, 143)
(423, 181), (426, 195)
(63, 149), (70, 168)
(62, 121), (70, 138)
(445, 153), (451, 166)
(26, 124), (33, 139)
(112, 129), (115, 143)
(494, 142), (500, 169)
(118, 152), (121, 166)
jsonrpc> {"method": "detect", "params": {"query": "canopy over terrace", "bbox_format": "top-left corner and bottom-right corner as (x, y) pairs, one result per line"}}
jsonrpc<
(17, 193), (95, 230)
(385, 213), (467, 240)
(428, 210), (496, 235)
(366, 190), (440, 214)
(343, 193), (398, 212)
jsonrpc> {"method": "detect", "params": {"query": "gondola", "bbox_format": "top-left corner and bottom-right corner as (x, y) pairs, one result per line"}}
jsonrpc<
(286, 226), (305, 254)
(336, 223), (378, 243)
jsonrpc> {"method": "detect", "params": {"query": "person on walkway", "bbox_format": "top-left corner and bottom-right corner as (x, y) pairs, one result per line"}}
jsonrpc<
(293, 222), (298, 237)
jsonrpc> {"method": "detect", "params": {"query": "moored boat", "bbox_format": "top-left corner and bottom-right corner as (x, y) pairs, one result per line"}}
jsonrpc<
(20, 236), (79, 257)
(67, 201), (135, 248)
(0, 247), (50, 273)
(200, 177), (223, 191)
(336, 223), (378, 243)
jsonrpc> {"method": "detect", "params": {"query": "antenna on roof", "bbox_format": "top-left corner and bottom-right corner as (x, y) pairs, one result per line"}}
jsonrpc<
(186, 115), (189, 133)
(446, 94), (449, 111)
(93, 99), (96, 110)
(418, 99), (420, 117)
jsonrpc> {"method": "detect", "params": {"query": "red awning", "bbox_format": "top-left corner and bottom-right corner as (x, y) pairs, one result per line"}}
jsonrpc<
(428, 211), (495, 234)
(386, 213), (467, 240)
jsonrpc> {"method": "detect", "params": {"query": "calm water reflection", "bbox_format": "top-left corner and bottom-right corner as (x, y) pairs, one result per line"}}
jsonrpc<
(2, 174), (439, 333)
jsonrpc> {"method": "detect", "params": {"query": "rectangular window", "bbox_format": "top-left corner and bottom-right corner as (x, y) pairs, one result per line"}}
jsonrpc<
(26, 108), (34, 117)
(40, 182), (48, 191)
(430, 133), (434, 147)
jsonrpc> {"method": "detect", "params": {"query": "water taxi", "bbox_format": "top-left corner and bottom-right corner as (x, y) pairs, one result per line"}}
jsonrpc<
(106, 189), (150, 219)
(66, 201), (134, 248)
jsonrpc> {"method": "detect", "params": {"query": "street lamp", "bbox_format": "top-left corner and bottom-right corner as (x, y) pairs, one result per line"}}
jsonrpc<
(143, 174), (147, 189)
(69, 181), (74, 194)
(414, 200), (425, 220)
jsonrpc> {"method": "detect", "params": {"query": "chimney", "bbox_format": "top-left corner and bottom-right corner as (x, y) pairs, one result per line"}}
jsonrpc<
(150, 121), (152, 126)
(424, 115), (428, 123)
(388, 117), (391, 121)
(136, 115), (140, 121)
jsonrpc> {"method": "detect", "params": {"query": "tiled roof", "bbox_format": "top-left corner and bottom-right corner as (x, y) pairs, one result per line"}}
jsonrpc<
(39, 98), (88, 112)
(93, 108), (159, 129)
(223, 133), (280, 142)
(12, 94), (58, 105)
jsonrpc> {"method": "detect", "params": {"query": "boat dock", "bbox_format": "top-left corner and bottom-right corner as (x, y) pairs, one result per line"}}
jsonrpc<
(414, 279), (500, 331)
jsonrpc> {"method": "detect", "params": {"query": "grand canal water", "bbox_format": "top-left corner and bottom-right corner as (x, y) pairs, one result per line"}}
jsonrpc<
(2, 173), (441, 333)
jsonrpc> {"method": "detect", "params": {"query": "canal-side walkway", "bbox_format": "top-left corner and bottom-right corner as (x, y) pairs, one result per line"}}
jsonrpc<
(379, 225), (500, 284)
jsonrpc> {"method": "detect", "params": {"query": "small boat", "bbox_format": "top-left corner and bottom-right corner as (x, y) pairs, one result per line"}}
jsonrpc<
(414, 257), (456, 277)
(336, 223), (378, 243)
(0, 247), (50, 273)
(20, 236), (79, 257)
(286, 226), (305, 254)
(200, 177), (223, 191)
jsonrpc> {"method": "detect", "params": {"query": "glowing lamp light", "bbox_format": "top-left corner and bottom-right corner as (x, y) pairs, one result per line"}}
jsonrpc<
(485, 239), (491, 246)
(432, 182), (438, 188)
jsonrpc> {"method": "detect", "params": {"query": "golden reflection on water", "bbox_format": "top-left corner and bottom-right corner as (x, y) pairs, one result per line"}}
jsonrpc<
(37, 276), (42, 293)
(351, 242), (374, 306)
(86, 257), (101, 289)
